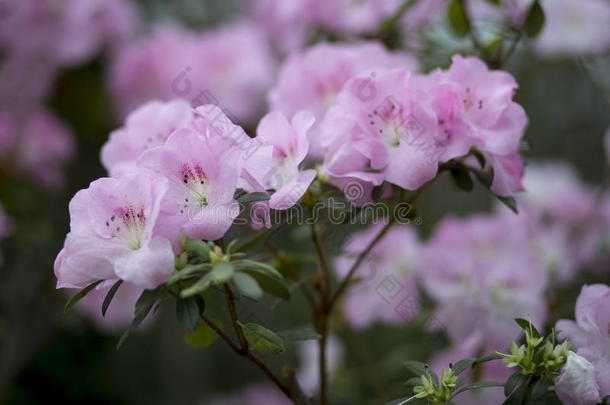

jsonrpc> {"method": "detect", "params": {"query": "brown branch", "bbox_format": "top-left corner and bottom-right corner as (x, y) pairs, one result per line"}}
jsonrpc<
(223, 283), (248, 351)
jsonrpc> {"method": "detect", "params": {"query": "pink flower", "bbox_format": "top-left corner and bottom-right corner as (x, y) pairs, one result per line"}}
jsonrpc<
(75, 280), (147, 334)
(320, 68), (442, 193)
(556, 284), (610, 400)
(420, 214), (548, 348)
(109, 21), (275, 123)
(0, 109), (75, 190)
(137, 110), (242, 245)
(535, 0), (610, 57)
(268, 42), (417, 158)
(334, 223), (422, 329)
(440, 55), (528, 196)
(243, 111), (317, 210)
(101, 99), (193, 177)
(54, 173), (174, 290)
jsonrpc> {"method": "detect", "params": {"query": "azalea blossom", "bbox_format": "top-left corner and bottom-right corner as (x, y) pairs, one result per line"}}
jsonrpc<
(320, 55), (527, 200)
(101, 99), (193, 177)
(243, 111), (317, 210)
(556, 284), (610, 401)
(54, 173), (174, 290)
(137, 118), (241, 245)
(555, 351), (602, 405)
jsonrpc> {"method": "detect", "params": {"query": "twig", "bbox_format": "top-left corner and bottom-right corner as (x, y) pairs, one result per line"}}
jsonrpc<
(224, 283), (248, 351)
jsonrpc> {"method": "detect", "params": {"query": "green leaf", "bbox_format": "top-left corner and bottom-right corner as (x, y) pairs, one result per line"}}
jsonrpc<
(277, 329), (322, 342)
(505, 371), (522, 397)
(233, 260), (283, 280)
(118, 288), (163, 349)
(496, 194), (519, 214)
(503, 381), (527, 405)
(102, 280), (123, 317)
(64, 280), (103, 312)
(210, 263), (234, 283)
(238, 192), (271, 203)
(180, 272), (214, 297)
(168, 263), (211, 284)
(472, 168), (494, 188)
(176, 296), (201, 333)
(471, 149), (486, 168)
(451, 165), (474, 192)
(455, 381), (504, 394)
(238, 322), (285, 355)
(477, 353), (503, 363)
(524, 1), (545, 38)
(372, 182), (388, 201)
(515, 318), (540, 338)
(404, 361), (438, 385)
(452, 358), (477, 375)
(485, 0), (500, 5)
(185, 320), (221, 349)
(232, 272), (263, 300)
(184, 239), (211, 258)
(447, 0), (470, 38)
(529, 378), (550, 400)
(243, 270), (290, 300)
(405, 377), (422, 387)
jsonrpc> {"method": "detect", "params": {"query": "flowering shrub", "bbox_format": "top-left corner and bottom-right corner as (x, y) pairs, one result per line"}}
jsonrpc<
(1, 0), (609, 404)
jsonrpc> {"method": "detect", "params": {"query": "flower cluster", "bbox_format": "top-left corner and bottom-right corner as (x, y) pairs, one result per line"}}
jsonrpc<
(108, 21), (275, 122)
(55, 101), (316, 291)
(319, 54), (528, 204)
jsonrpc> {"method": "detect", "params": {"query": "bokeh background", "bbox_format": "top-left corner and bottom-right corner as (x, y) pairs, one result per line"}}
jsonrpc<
(0, 0), (609, 404)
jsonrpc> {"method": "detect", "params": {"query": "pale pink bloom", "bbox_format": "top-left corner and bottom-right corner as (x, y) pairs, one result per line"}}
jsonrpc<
(536, 0), (610, 57)
(0, 109), (75, 190)
(109, 21), (275, 123)
(467, 0), (533, 26)
(319, 0), (401, 35)
(268, 42), (417, 158)
(441, 55), (527, 195)
(54, 174), (174, 290)
(420, 214), (548, 348)
(243, 111), (317, 210)
(431, 333), (512, 405)
(137, 115), (242, 245)
(101, 99), (193, 177)
(334, 223), (421, 329)
(556, 284), (610, 400)
(555, 351), (602, 405)
(320, 68), (442, 193)
(75, 280), (147, 334)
